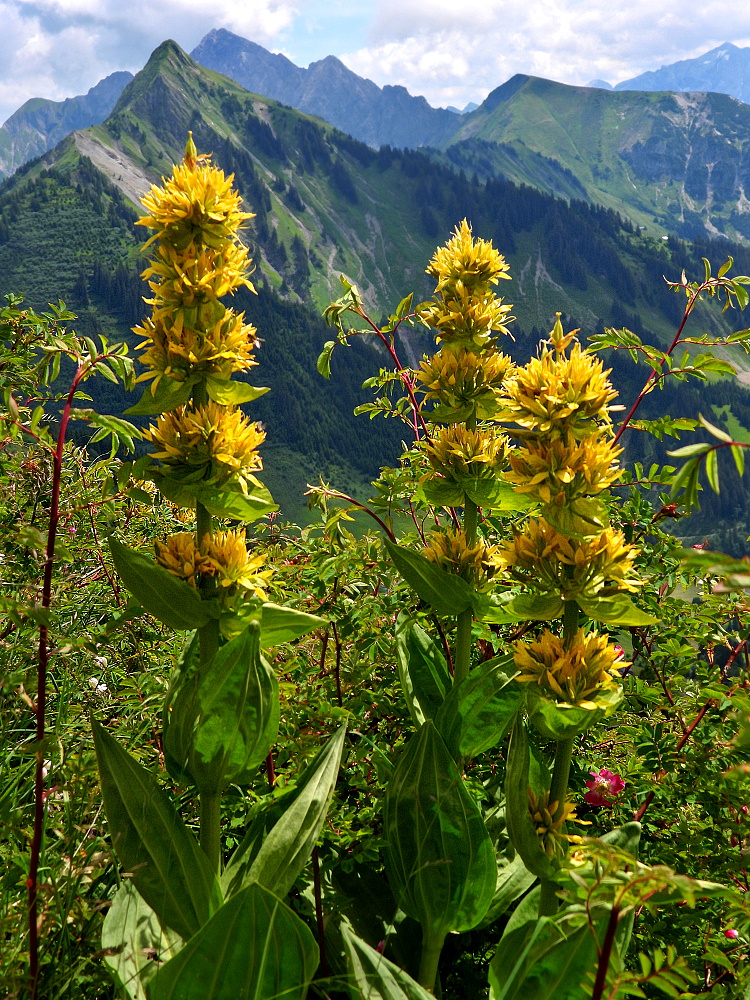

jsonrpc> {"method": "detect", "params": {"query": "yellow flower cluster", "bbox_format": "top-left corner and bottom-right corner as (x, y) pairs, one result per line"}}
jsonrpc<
(423, 528), (504, 589)
(424, 425), (510, 482)
(155, 530), (272, 599)
(137, 136), (253, 252)
(499, 342), (617, 440)
(514, 628), (627, 708)
(500, 318), (623, 507)
(419, 220), (514, 351)
(143, 401), (265, 493)
(527, 788), (584, 859)
(500, 520), (641, 602)
(505, 433), (622, 507)
(416, 347), (514, 421)
(135, 310), (258, 387)
(135, 133), (258, 391)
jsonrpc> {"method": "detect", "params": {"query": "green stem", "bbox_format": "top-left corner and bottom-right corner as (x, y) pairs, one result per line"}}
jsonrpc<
(549, 737), (575, 822)
(418, 930), (445, 993)
(453, 498), (478, 685)
(538, 879), (560, 917)
(562, 599), (579, 644)
(199, 790), (222, 872)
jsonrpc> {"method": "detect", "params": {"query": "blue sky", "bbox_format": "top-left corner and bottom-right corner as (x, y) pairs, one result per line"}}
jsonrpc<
(2, 0), (750, 126)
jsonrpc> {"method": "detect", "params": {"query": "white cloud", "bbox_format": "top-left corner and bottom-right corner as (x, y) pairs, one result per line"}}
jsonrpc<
(341, 0), (750, 109)
(0, 0), (300, 124)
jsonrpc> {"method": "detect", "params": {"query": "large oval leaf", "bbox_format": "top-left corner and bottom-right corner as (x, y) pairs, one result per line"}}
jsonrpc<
(504, 722), (556, 881)
(435, 654), (521, 760)
(383, 721), (496, 938)
(164, 623), (279, 793)
(146, 883), (318, 1000)
(109, 537), (212, 631)
(93, 721), (222, 942)
(221, 727), (347, 900)
(395, 615), (450, 726)
(341, 924), (434, 1000)
(384, 539), (473, 617)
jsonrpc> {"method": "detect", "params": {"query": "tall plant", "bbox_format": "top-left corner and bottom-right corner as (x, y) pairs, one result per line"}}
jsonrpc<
(320, 222), (730, 997)
(93, 136), (342, 1000)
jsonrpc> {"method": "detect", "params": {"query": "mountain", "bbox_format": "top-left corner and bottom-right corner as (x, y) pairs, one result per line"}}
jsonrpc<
(616, 42), (750, 104)
(441, 73), (750, 243)
(3, 39), (750, 526)
(190, 28), (460, 149)
(0, 71), (133, 179)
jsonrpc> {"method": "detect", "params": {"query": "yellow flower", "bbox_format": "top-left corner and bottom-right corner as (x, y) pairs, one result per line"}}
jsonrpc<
(201, 531), (273, 599)
(499, 342), (618, 440)
(134, 308), (259, 385)
(143, 241), (254, 316)
(527, 787), (585, 859)
(424, 425), (510, 482)
(154, 530), (272, 599)
(419, 220), (514, 351)
(137, 134), (253, 253)
(505, 432), (622, 506)
(514, 629), (627, 707)
(423, 528), (504, 589)
(144, 401), (265, 493)
(154, 532), (213, 586)
(499, 520), (641, 601)
(416, 347), (514, 421)
(426, 219), (511, 292)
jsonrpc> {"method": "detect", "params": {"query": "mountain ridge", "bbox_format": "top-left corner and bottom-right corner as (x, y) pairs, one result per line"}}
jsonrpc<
(0, 71), (132, 178)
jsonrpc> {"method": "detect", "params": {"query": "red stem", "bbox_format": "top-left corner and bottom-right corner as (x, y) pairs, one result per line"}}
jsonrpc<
(613, 289), (699, 444)
(332, 621), (343, 708)
(28, 366), (82, 998)
(590, 905), (621, 1000)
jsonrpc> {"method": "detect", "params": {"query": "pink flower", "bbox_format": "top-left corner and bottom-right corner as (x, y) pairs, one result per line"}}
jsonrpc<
(584, 769), (625, 807)
(725, 929), (739, 940)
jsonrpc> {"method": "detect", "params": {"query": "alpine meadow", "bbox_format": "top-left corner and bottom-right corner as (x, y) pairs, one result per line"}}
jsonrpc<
(7, 27), (750, 1000)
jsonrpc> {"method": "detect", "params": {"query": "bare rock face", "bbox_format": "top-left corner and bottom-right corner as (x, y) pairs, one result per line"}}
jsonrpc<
(0, 71), (133, 178)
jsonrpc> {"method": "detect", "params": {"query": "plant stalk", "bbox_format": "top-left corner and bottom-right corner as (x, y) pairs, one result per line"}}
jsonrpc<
(453, 498), (478, 685)
(418, 930), (445, 993)
(199, 790), (222, 873)
(28, 366), (82, 999)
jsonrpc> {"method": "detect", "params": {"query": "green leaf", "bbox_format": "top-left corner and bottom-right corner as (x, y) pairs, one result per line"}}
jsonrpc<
(222, 727), (346, 900)
(257, 603), (326, 646)
(666, 442), (712, 459)
(383, 721), (497, 938)
(102, 881), (183, 1000)
(542, 498), (610, 540)
(464, 479), (535, 512)
(477, 854), (537, 929)
(125, 378), (193, 415)
(341, 923), (434, 1000)
(426, 402), (474, 425)
(576, 595), (659, 626)
(204, 378), (270, 406)
(421, 478), (465, 507)
(526, 684), (622, 741)
(156, 479), (278, 522)
(108, 537), (212, 631)
(482, 592), (564, 625)
(163, 623), (279, 793)
(395, 615), (451, 726)
(699, 411), (734, 443)
(317, 340), (336, 379)
(146, 883), (318, 1000)
(704, 448), (720, 493)
(435, 654), (522, 759)
(488, 915), (599, 1000)
(383, 539), (473, 616)
(504, 721), (555, 881)
(92, 721), (222, 942)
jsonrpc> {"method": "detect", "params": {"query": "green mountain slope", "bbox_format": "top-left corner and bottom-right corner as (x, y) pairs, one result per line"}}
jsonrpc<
(2, 41), (750, 529)
(444, 74), (750, 244)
